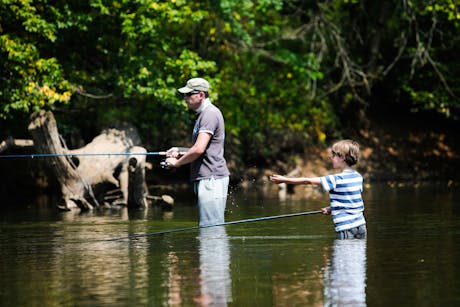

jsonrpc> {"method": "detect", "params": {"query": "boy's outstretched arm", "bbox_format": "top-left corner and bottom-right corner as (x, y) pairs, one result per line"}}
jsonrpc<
(269, 174), (321, 186)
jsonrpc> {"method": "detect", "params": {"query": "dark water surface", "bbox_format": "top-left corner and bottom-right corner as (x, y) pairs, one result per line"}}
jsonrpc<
(1, 182), (459, 306)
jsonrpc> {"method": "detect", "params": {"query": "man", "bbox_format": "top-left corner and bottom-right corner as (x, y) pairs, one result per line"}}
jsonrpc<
(165, 78), (230, 226)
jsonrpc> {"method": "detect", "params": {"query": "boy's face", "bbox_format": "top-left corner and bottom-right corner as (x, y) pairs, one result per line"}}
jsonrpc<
(331, 152), (347, 169)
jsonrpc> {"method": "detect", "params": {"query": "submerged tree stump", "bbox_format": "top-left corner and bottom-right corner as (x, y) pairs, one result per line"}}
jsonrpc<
(127, 146), (148, 209)
(28, 110), (148, 211)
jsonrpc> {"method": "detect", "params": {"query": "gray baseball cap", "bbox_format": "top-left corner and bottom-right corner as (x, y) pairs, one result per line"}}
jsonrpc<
(177, 78), (210, 93)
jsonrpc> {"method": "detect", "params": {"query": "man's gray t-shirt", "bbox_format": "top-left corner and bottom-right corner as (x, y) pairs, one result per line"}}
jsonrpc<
(191, 101), (229, 181)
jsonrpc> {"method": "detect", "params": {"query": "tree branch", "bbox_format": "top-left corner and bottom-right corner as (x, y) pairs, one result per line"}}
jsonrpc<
(0, 137), (34, 153)
(74, 88), (114, 99)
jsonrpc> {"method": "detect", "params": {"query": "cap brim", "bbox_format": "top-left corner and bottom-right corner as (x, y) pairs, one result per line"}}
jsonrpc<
(178, 86), (193, 93)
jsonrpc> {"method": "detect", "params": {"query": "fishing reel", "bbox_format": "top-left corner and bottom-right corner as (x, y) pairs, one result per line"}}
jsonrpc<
(160, 160), (171, 169)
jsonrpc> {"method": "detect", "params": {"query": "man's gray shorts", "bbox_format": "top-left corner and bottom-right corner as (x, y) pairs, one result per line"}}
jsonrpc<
(194, 177), (229, 226)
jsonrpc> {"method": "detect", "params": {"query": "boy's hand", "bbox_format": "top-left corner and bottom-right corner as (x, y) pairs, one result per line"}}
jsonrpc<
(321, 207), (331, 215)
(269, 174), (286, 183)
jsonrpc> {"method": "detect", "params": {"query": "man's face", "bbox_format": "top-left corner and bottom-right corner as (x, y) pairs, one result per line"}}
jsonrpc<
(184, 91), (204, 111)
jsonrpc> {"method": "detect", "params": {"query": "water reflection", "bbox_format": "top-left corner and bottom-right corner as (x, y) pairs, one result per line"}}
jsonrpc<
(3, 183), (460, 305)
(196, 226), (232, 306)
(163, 251), (183, 306)
(324, 239), (367, 306)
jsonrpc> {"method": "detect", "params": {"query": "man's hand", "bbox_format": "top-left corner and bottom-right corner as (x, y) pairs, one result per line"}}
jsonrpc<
(165, 157), (179, 168)
(166, 147), (180, 158)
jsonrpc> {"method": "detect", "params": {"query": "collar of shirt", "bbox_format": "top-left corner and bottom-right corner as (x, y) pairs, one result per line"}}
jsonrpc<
(195, 98), (212, 114)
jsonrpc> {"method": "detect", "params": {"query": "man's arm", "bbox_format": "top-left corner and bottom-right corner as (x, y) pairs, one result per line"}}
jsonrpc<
(166, 147), (190, 157)
(165, 133), (211, 168)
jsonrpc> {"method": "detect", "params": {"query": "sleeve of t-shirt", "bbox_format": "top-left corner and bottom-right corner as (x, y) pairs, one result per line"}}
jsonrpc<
(198, 111), (218, 136)
(320, 175), (336, 192)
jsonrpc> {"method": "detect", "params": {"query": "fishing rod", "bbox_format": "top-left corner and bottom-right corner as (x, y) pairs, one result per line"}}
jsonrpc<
(0, 151), (185, 159)
(106, 209), (323, 241)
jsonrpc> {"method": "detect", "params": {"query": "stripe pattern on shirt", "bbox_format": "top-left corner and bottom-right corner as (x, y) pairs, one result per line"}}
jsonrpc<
(320, 170), (366, 232)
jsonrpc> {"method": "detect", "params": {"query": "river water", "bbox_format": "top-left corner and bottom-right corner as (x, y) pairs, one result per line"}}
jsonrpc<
(1, 182), (459, 306)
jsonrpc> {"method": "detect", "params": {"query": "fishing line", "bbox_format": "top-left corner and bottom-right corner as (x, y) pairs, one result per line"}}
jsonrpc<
(0, 151), (171, 159)
(106, 210), (323, 241)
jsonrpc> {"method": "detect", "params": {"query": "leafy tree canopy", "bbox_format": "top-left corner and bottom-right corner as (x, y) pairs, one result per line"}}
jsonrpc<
(1, 0), (458, 167)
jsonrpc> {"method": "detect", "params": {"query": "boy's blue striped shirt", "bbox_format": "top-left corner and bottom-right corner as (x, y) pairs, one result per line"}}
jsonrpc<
(320, 169), (366, 232)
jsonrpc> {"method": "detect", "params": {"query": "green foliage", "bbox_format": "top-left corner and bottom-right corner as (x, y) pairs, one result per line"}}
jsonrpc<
(403, 85), (455, 117)
(0, 0), (73, 118)
(1, 0), (459, 170)
(425, 0), (460, 26)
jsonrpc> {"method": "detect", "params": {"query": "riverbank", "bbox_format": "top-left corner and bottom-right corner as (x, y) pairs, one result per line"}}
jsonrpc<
(231, 109), (460, 188)
(149, 110), (460, 200)
(2, 110), (459, 203)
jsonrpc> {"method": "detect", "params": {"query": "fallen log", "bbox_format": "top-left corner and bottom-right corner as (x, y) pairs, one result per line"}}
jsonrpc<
(0, 137), (34, 153)
(146, 194), (175, 211)
(27, 110), (148, 211)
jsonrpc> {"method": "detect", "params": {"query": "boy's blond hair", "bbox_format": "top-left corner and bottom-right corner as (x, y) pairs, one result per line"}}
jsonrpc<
(331, 140), (360, 166)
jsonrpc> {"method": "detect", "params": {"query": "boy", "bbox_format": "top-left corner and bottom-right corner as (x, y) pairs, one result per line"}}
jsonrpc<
(270, 140), (366, 239)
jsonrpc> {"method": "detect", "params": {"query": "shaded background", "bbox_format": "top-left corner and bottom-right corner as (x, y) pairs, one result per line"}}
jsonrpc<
(1, 1), (459, 195)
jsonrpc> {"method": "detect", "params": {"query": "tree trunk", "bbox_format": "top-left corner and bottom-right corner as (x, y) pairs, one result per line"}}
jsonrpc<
(127, 146), (148, 209)
(27, 110), (148, 211)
